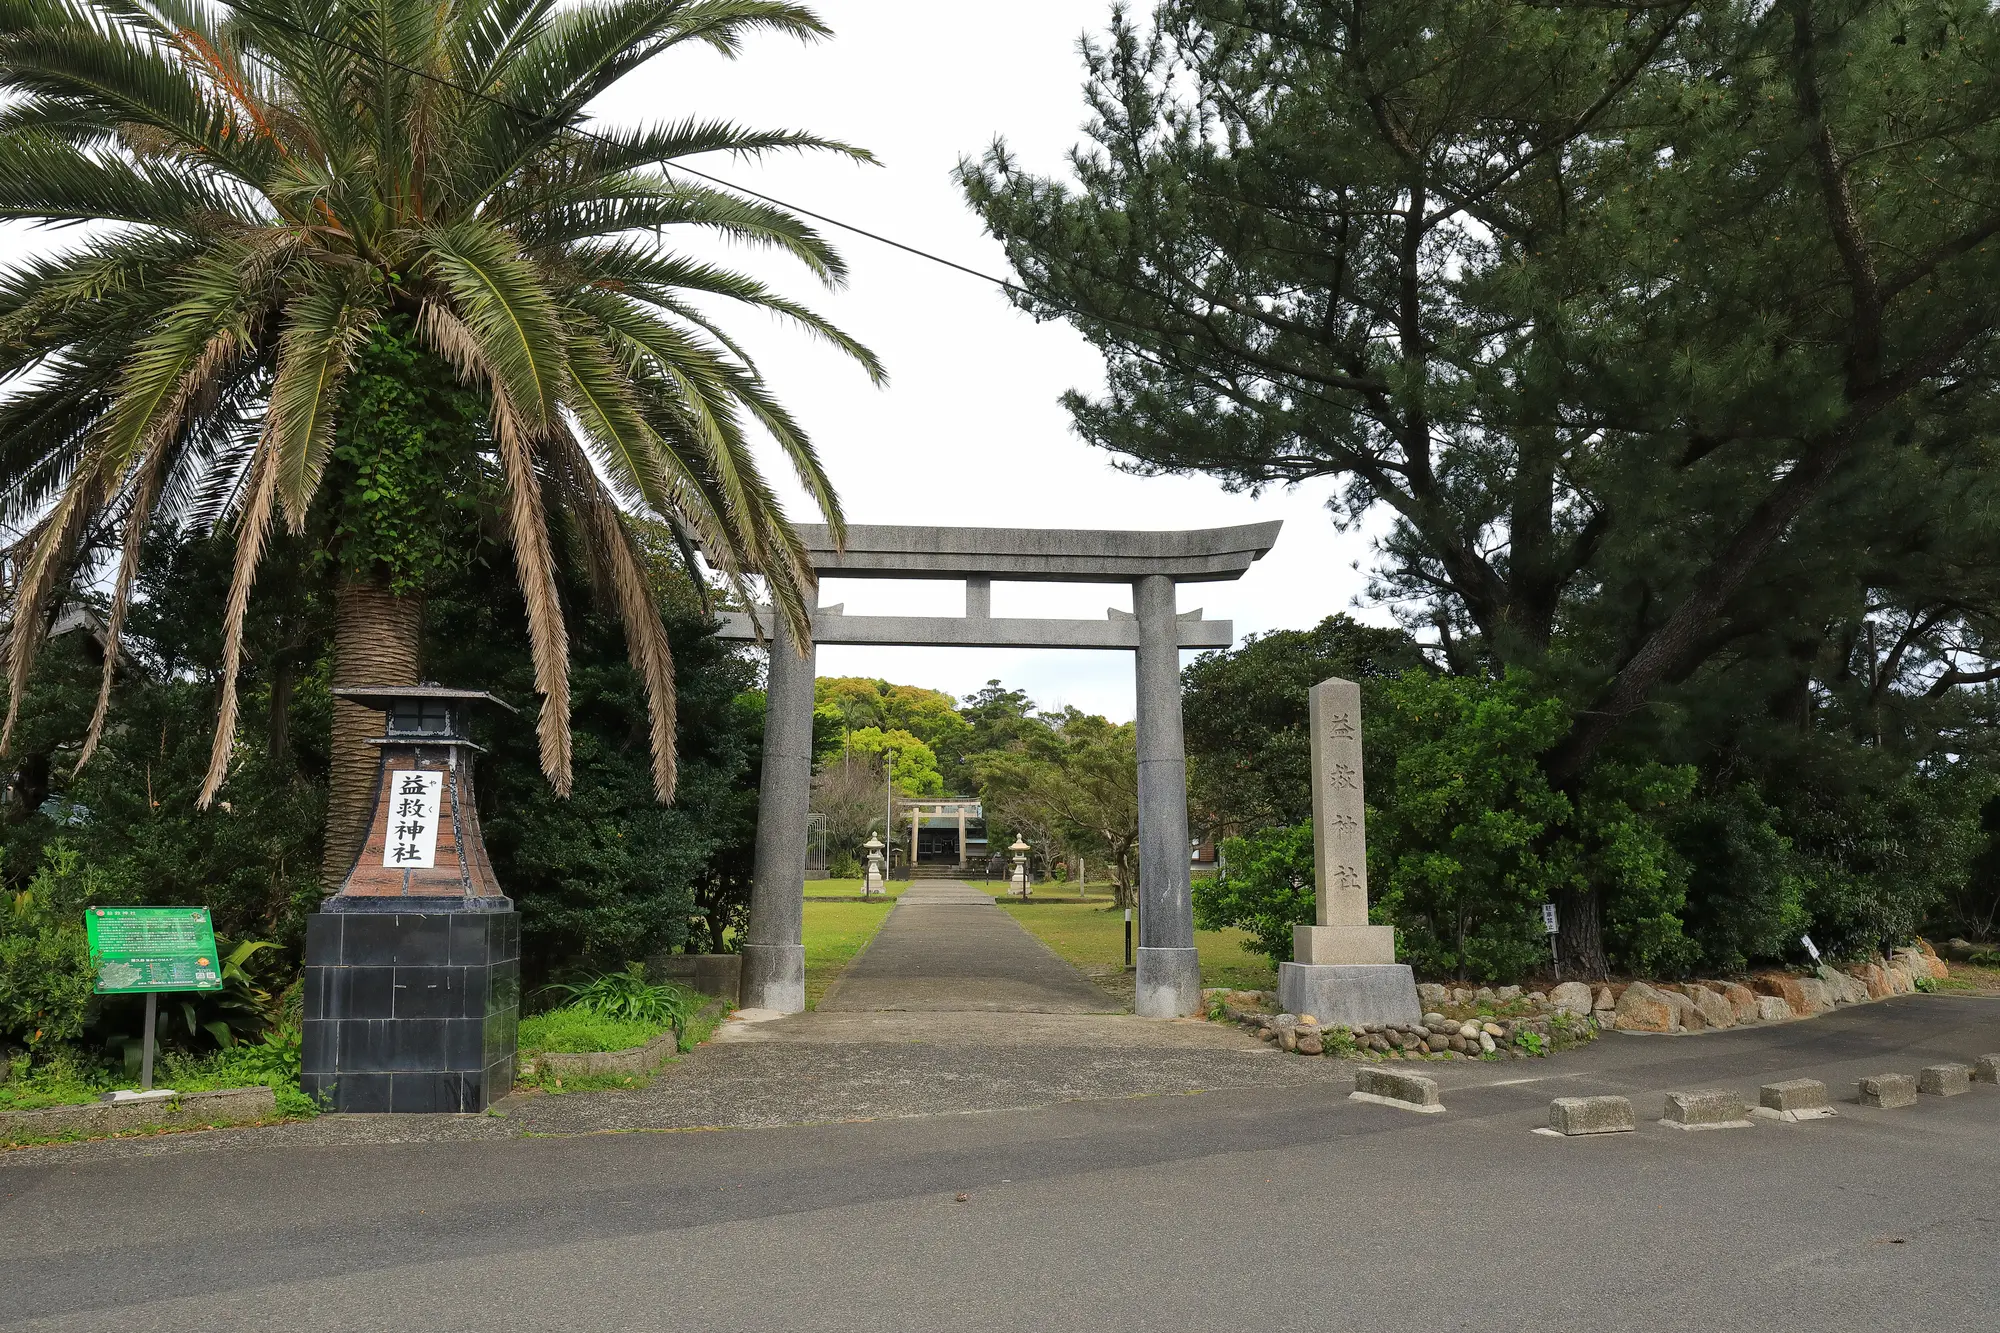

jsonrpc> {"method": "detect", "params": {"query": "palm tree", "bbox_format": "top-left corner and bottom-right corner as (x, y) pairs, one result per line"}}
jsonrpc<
(0, 0), (880, 876)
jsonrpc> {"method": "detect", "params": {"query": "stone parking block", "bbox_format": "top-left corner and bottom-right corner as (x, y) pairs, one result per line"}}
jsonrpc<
(1974, 1055), (2000, 1085)
(1349, 1066), (1445, 1114)
(1917, 1064), (1971, 1097)
(1542, 1095), (1635, 1136)
(1752, 1078), (1835, 1122)
(1857, 1073), (1917, 1108)
(1661, 1088), (1752, 1130)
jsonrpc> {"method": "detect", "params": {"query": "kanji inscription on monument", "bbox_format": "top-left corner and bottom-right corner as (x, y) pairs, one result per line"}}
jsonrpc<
(382, 769), (444, 869)
(1291, 676), (1397, 967)
(1309, 677), (1368, 925)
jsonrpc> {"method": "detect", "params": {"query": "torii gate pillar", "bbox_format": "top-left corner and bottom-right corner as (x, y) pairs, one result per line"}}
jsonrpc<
(740, 610), (813, 1013)
(1131, 573), (1199, 1015)
(723, 522), (1281, 1018)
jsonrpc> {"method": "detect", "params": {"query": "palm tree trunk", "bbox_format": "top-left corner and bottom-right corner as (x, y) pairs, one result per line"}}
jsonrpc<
(323, 578), (422, 889)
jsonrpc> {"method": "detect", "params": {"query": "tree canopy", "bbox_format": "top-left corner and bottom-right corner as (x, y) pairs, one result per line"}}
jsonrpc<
(0, 0), (880, 823)
(965, 0), (2000, 970)
(1182, 614), (1427, 832)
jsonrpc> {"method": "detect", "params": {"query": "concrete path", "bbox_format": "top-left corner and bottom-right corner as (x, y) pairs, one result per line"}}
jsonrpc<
(816, 880), (1116, 1014)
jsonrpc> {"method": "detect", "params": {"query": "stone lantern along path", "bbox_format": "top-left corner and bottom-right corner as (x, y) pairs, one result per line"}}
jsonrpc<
(302, 686), (520, 1114)
(1277, 677), (1423, 1028)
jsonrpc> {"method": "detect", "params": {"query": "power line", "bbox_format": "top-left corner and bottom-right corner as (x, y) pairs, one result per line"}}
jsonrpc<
(188, 4), (1363, 423)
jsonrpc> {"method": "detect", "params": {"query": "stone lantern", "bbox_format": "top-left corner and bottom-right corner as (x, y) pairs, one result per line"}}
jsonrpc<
(1009, 835), (1031, 899)
(862, 833), (886, 899)
(301, 685), (519, 1114)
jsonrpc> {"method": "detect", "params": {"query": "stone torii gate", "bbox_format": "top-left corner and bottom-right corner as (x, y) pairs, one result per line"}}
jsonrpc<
(717, 521), (1281, 1019)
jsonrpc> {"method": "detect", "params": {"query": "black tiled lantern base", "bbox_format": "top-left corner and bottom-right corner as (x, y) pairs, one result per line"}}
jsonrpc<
(301, 903), (519, 1114)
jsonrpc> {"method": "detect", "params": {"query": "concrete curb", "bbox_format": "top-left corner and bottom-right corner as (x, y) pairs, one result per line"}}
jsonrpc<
(1857, 1073), (1918, 1108)
(1660, 1088), (1753, 1130)
(1349, 1067), (1445, 1113)
(1754, 1078), (1835, 1121)
(0, 1086), (277, 1145)
(1349, 1090), (1448, 1114)
(529, 1030), (679, 1080)
(1541, 1095), (1635, 1136)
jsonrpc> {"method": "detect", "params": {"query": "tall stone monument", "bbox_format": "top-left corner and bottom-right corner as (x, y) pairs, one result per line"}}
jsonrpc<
(1276, 678), (1422, 1027)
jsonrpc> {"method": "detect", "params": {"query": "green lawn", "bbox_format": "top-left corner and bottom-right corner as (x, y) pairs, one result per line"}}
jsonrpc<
(801, 898), (896, 1009)
(998, 899), (1277, 992)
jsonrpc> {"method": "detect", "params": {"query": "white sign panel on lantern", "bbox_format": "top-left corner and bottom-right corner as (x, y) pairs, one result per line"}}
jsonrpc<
(382, 770), (444, 869)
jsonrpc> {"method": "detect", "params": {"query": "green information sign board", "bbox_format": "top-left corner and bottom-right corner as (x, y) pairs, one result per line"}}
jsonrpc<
(85, 906), (222, 993)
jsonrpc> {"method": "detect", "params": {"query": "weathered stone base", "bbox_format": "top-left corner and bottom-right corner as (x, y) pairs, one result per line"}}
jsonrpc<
(301, 906), (519, 1114)
(1278, 962), (1422, 1029)
(739, 943), (805, 1014)
(1918, 1063), (1972, 1097)
(1135, 946), (1202, 1018)
(1293, 924), (1397, 964)
(1660, 1088), (1752, 1130)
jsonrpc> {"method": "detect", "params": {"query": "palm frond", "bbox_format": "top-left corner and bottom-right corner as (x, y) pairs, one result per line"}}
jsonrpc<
(0, 132), (267, 226)
(523, 181), (851, 284)
(421, 217), (566, 428)
(0, 17), (286, 187)
(268, 268), (379, 527)
(2, 453), (97, 752)
(74, 432), (169, 771)
(197, 430), (277, 806)
(548, 426), (675, 801)
(416, 297), (573, 793)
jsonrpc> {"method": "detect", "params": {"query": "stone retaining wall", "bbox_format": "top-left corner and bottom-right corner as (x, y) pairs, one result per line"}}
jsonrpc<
(0, 1086), (278, 1146)
(1219, 993), (1593, 1061)
(526, 1029), (679, 1080)
(1214, 938), (1958, 1052)
(1597, 941), (1952, 1034)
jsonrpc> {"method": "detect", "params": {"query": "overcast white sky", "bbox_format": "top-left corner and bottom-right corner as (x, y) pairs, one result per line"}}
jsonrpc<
(595, 1), (1389, 721)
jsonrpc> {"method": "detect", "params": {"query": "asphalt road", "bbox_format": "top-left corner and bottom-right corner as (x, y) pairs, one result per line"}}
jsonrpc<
(6, 995), (1998, 1332)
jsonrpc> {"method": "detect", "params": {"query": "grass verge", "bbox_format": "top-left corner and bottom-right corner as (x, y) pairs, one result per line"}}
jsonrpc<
(803, 897), (895, 1009)
(3, 1036), (318, 1119)
(997, 898), (1278, 993)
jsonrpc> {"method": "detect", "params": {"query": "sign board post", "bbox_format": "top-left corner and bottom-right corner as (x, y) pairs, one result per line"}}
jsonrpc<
(1541, 903), (1561, 982)
(84, 906), (222, 1091)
